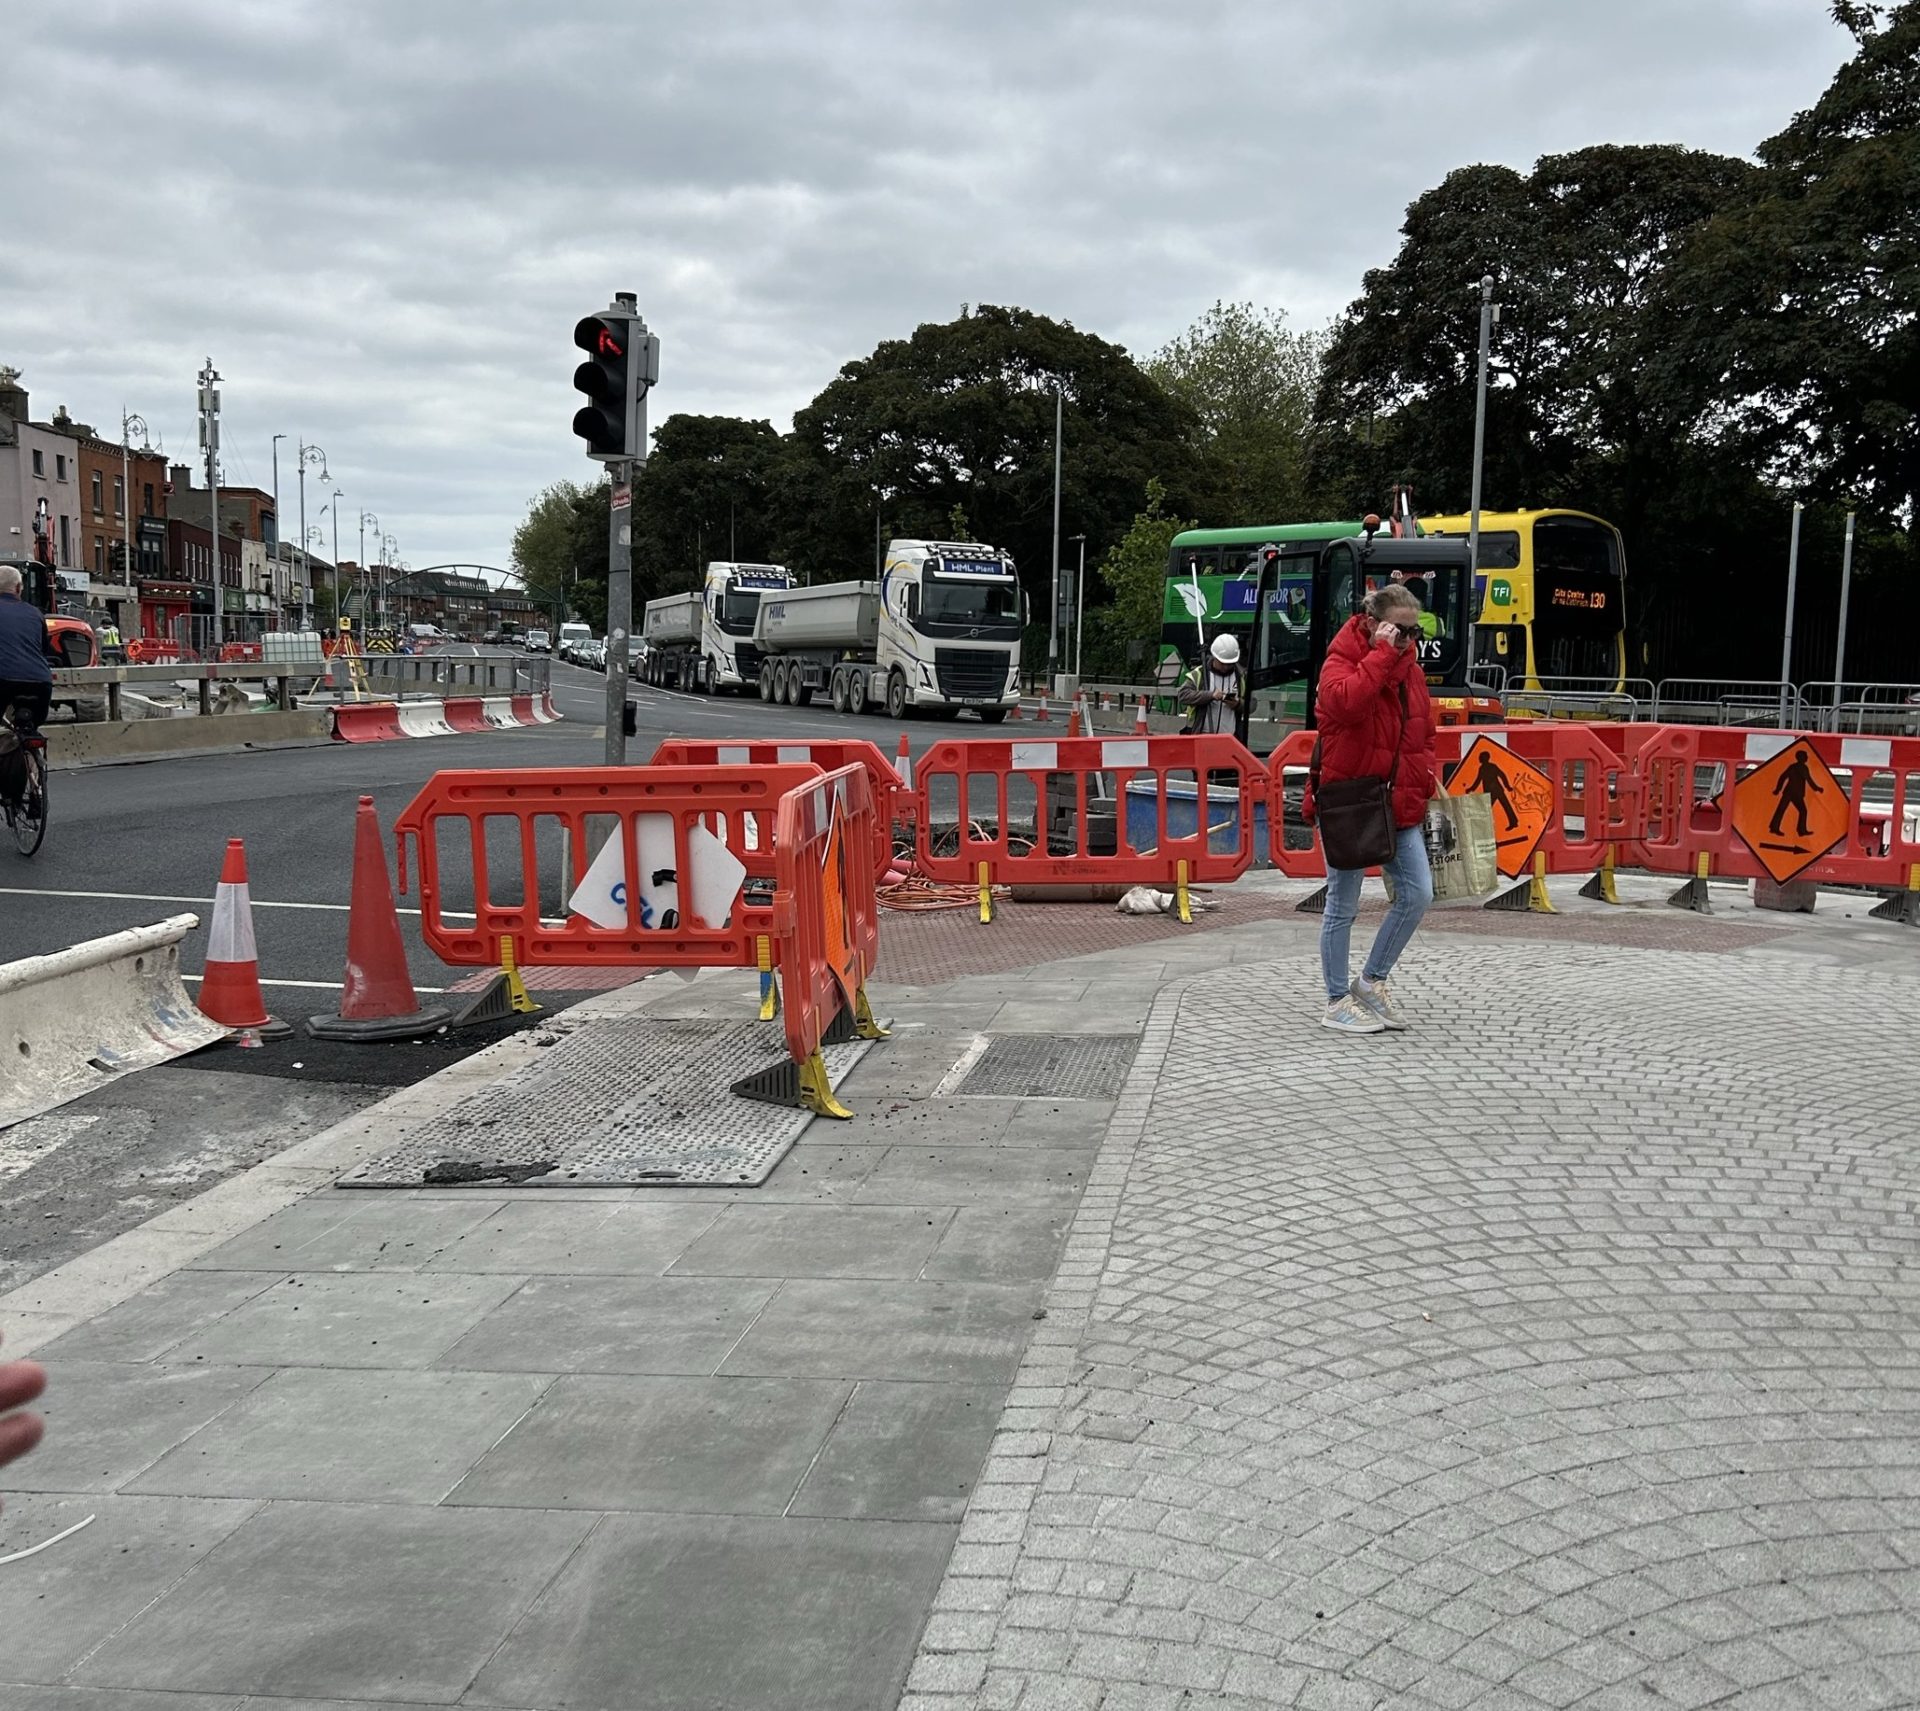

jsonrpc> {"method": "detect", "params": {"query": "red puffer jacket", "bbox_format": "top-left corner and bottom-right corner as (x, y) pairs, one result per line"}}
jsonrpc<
(1308, 614), (1437, 829)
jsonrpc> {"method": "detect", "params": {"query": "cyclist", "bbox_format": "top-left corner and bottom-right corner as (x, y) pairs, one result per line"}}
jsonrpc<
(0, 564), (57, 804)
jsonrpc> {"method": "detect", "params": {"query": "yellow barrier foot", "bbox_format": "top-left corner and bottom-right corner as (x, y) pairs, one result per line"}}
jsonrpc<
(853, 985), (891, 1041)
(497, 936), (541, 1016)
(1869, 866), (1920, 926)
(1294, 884), (1329, 915)
(1666, 853), (1714, 915)
(1175, 860), (1193, 926)
(757, 937), (779, 1021)
(1528, 852), (1557, 914)
(798, 1048), (853, 1119)
(977, 861), (994, 925)
(1578, 847), (1621, 905)
(1483, 876), (1533, 913)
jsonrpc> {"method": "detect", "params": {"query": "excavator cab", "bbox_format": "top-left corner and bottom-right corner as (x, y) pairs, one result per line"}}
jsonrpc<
(1234, 530), (1484, 750)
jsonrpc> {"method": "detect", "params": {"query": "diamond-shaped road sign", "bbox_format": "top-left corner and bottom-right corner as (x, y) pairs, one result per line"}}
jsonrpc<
(1731, 741), (1849, 885)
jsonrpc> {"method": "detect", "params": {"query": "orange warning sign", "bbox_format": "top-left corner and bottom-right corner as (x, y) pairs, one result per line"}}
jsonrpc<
(1447, 737), (1554, 878)
(1731, 741), (1848, 884)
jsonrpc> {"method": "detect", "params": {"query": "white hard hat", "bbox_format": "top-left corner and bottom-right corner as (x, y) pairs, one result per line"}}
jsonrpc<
(1209, 634), (1241, 666)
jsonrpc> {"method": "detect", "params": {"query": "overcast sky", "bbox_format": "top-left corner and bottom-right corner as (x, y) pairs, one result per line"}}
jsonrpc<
(4, 0), (1850, 576)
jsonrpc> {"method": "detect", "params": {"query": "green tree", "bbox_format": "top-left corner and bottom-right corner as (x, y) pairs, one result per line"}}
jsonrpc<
(1087, 478), (1193, 676)
(508, 478), (610, 629)
(1148, 301), (1324, 524)
(779, 305), (1197, 605)
(630, 414), (786, 601)
(1657, 1), (1920, 517)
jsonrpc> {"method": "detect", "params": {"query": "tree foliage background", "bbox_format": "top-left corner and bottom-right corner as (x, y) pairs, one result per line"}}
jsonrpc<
(512, 5), (1916, 684)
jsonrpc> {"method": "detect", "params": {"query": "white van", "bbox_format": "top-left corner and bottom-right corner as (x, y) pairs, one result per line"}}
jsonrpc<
(558, 621), (593, 662)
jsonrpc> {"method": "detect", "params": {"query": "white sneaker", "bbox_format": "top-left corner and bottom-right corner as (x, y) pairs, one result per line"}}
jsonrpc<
(1323, 994), (1387, 1035)
(1352, 976), (1408, 1030)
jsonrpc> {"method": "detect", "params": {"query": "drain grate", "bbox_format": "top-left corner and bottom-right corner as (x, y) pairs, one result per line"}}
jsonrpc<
(337, 1018), (873, 1189)
(957, 1034), (1138, 1100)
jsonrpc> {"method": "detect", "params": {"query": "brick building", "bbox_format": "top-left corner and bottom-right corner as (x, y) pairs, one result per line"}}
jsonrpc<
(0, 371), (88, 603)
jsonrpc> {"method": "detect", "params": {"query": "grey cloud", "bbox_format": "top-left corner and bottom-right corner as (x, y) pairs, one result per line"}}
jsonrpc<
(5, 0), (1848, 571)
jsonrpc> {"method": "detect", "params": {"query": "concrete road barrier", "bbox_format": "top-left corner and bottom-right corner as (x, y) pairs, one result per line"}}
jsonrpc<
(44, 710), (333, 769)
(0, 915), (231, 1131)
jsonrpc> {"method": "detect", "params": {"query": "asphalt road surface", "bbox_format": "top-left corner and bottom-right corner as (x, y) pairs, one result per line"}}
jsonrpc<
(0, 657), (1009, 1288)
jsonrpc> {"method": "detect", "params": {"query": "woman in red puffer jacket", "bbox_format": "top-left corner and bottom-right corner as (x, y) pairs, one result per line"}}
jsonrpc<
(1309, 583), (1438, 1036)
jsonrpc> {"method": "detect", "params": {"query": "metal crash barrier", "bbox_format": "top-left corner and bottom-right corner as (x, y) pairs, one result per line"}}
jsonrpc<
(912, 733), (1265, 923)
(392, 762), (887, 1113)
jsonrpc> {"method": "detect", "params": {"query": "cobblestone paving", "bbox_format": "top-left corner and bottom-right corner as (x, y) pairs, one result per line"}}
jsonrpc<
(902, 942), (1920, 1710)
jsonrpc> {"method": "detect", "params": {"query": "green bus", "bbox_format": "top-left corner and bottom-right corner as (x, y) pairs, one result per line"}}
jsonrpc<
(1158, 521), (1371, 685)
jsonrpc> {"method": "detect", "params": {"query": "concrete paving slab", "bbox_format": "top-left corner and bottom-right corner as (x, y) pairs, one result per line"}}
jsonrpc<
(434, 1275), (776, 1376)
(122, 1367), (549, 1503)
(71, 1501), (593, 1702)
(468, 1512), (956, 1711)
(29, 1270), (281, 1364)
(623, 1137), (887, 1204)
(446, 1373), (851, 1513)
(788, 1380), (1000, 1522)
(669, 1203), (957, 1279)
(161, 1272), (524, 1370)
(3, 1362), (271, 1493)
(988, 999), (1156, 1035)
(994, 1099), (1116, 1145)
(719, 1277), (1040, 1383)
(5, 1690), (249, 1710)
(245, 1197), (510, 1270)
(853, 1144), (1095, 1207)
(829, 1095), (1021, 1147)
(0, 1492), (259, 1685)
(179, 1197), (362, 1269)
(418, 1200), (722, 1273)
(921, 1207), (1073, 1282)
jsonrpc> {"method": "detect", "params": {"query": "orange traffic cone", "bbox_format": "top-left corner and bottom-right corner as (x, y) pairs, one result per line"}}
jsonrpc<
(307, 796), (454, 1041)
(199, 838), (291, 1043)
(1133, 696), (1150, 737)
(1066, 697), (1081, 737)
(894, 731), (913, 790)
(1036, 691), (1051, 723)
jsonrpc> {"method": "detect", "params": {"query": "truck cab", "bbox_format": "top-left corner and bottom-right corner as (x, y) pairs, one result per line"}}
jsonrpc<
(879, 539), (1023, 718)
(702, 562), (794, 693)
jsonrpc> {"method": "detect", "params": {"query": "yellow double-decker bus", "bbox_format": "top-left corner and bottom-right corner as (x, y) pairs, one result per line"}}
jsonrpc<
(1419, 509), (1626, 693)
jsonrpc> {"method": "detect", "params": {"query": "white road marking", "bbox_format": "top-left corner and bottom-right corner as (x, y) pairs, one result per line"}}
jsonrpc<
(180, 974), (449, 993)
(0, 886), (475, 920)
(932, 1033), (993, 1098)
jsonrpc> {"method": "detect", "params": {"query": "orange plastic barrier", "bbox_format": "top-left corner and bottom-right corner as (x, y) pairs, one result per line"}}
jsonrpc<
(125, 638), (181, 664)
(649, 737), (903, 878)
(1631, 726), (1920, 905)
(218, 641), (264, 663)
(912, 733), (1265, 922)
(393, 763), (823, 973)
(767, 764), (889, 1114)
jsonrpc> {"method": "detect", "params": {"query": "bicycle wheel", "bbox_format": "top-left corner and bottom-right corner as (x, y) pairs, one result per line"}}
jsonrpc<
(12, 749), (46, 856)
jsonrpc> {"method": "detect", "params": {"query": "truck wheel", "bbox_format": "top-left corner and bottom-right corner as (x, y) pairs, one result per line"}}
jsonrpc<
(886, 672), (909, 720)
(845, 669), (866, 712)
(759, 663), (775, 701)
(784, 665), (805, 706)
(795, 680), (814, 707)
(978, 708), (1008, 725)
(830, 673), (849, 714)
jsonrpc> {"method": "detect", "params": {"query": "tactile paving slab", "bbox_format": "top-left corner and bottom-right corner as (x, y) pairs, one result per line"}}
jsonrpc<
(957, 1034), (1138, 1100)
(337, 1018), (873, 1189)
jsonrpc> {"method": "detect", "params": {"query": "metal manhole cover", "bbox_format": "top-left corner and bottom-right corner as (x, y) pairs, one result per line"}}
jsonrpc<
(958, 1034), (1138, 1100)
(337, 1018), (873, 1189)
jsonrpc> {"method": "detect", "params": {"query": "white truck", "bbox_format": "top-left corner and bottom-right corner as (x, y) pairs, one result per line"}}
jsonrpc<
(751, 539), (1023, 720)
(639, 561), (795, 693)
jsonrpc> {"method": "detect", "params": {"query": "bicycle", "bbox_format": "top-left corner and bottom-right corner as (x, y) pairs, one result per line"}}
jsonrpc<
(1, 701), (47, 857)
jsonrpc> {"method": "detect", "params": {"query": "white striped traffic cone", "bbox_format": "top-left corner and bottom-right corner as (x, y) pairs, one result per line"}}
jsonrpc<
(1133, 695), (1149, 737)
(199, 838), (291, 1042)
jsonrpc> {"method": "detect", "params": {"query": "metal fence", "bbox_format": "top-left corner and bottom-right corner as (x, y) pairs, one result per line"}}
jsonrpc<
(1790, 681), (1920, 736)
(340, 651), (550, 699)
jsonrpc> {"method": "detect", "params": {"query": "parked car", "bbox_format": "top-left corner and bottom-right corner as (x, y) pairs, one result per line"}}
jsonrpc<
(582, 639), (608, 671)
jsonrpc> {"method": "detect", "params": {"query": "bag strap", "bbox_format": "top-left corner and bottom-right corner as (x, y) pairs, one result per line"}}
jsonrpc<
(1384, 681), (1409, 792)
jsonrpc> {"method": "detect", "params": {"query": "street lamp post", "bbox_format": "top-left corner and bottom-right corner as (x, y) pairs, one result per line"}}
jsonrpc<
(198, 360), (224, 649)
(328, 489), (344, 626)
(1070, 534), (1087, 680)
(383, 534), (399, 629)
(358, 511), (380, 626)
(296, 440), (330, 629)
(270, 434), (287, 619)
(121, 409), (149, 613)
(1467, 276), (1498, 580)
(1049, 383), (1063, 694)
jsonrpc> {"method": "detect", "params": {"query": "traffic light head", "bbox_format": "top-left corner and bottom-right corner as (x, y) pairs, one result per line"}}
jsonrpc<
(572, 314), (636, 459)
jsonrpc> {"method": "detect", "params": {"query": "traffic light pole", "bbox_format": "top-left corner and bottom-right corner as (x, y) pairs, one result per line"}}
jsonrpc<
(605, 461), (633, 765)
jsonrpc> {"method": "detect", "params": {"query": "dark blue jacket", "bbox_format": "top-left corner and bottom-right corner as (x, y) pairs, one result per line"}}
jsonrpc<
(0, 593), (56, 683)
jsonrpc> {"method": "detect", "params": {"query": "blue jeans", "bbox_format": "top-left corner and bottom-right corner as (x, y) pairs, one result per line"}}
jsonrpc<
(1320, 823), (1433, 1002)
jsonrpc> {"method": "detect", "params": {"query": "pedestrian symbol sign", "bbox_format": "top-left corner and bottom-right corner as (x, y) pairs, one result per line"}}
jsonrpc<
(1731, 742), (1848, 884)
(1447, 737), (1554, 878)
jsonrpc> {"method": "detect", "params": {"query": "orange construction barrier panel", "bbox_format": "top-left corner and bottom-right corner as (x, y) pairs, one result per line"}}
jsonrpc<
(393, 763), (825, 980)
(648, 737), (904, 879)
(1629, 726), (1920, 918)
(758, 763), (889, 1116)
(912, 733), (1265, 923)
